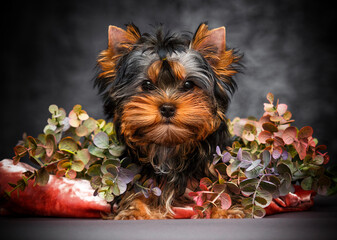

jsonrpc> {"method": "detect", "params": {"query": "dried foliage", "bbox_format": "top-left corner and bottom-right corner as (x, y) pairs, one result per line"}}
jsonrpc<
(6, 93), (336, 218)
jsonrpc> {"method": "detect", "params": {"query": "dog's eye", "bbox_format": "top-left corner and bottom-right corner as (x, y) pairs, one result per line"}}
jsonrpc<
(141, 80), (156, 91)
(183, 81), (194, 91)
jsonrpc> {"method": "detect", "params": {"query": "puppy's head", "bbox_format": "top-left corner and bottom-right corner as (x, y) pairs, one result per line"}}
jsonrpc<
(96, 23), (240, 169)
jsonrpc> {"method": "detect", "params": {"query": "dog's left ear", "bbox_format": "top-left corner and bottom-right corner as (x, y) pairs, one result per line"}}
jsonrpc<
(191, 23), (240, 79)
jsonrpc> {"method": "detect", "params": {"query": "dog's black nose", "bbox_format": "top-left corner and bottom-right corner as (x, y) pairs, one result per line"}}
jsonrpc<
(160, 103), (176, 118)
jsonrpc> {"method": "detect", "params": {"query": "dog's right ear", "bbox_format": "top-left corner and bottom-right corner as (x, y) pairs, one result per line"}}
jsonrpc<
(108, 25), (141, 54)
(97, 24), (141, 82)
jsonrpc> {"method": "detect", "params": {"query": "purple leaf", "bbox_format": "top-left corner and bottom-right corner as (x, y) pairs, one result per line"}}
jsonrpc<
(216, 146), (222, 156)
(152, 187), (162, 196)
(116, 178), (127, 195)
(118, 167), (135, 184)
(142, 189), (150, 198)
(281, 150), (288, 160)
(237, 148), (243, 162)
(222, 152), (231, 163)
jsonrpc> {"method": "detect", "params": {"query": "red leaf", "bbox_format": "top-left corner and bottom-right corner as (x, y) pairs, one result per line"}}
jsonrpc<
(293, 139), (308, 160)
(259, 115), (271, 124)
(56, 170), (66, 178)
(277, 104), (288, 116)
(266, 92), (274, 104)
(262, 122), (278, 133)
(274, 136), (285, 147)
(196, 195), (204, 206)
(298, 126), (313, 139)
(219, 192), (232, 210)
(258, 131), (272, 144)
(323, 155), (330, 165)
(282, 127), (297, 145)
(199, 183), (208, 191)
(66, 169), (77, 179)
(200, 177), (213, 187)
(316, 145), (327, 152)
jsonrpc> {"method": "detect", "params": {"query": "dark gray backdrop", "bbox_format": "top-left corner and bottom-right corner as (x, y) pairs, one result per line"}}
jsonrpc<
(1, 0), (336, 164)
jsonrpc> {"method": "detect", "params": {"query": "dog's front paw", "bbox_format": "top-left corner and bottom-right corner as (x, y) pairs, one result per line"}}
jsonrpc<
(114, 208), (151, 220)
(114, 198), (165, 220)
(211, 207), (246, 219)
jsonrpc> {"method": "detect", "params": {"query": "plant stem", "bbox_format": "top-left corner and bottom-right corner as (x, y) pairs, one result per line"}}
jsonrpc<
(251, 174), (265, 218)
(6, 173), (36, 196)
(202, 189), (225, 213)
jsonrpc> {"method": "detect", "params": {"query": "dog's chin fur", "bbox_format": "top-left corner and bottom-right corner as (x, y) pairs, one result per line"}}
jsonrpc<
(95, 23), (242, 218)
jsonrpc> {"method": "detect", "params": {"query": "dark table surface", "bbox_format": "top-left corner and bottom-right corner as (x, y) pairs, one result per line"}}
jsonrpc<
(1, 195), (337, 240)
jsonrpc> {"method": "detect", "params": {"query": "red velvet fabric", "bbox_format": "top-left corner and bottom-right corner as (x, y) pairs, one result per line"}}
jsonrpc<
(0, 159), (110, 218)
(0, 159), (315, 218)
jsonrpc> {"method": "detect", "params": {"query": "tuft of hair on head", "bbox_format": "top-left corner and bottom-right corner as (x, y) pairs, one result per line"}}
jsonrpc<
(191, 23), (241, 93)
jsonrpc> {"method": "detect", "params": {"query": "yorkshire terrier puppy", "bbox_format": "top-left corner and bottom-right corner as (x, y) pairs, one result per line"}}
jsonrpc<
(95, 23), (243, 219)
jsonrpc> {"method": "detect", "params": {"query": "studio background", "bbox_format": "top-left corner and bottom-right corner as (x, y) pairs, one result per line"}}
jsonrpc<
(1, 0), (336, 164)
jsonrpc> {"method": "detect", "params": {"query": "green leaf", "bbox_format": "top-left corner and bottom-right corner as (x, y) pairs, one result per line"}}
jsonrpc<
(101, 163), (118, 176)
(312, 155), (324, 165)
(226, 182), (241, 195)
(111, 183), (120, 196)
(103, 122), (114, 135)
(83, 118), (97, 134)
(215, 163), (227, 176)
(250, 141), (259, 154)
(87, 164), (102, 177)
(73, 104), (82, 114)
(71, 160), (85, 172)
(108, 145), (125, 157)
(93, 132), (109, 149)
(102, 173), (115, 186)
(90, 176), (102, 189)
(35, 168), (50, 186)
(75, 125), (89, 137)
(245, 165), (263, 179)
(59, 137), (78, 154)
(255, 189), (273, 208)
(88, 144), (106, 158)
(277, 163), (292, 175)
(262, 150), (271, 169)
(48, 104), (59, 114)
(240, 179), (259, 196)
(74, 149), (90, 165)
(17, 179), (27, 191)
(241, 197), (253, 207)
(246, 160), (261, 172)
(253, 205), (266, 218)
(301, 176), (313, 190)
(260, 180), (278, 193)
